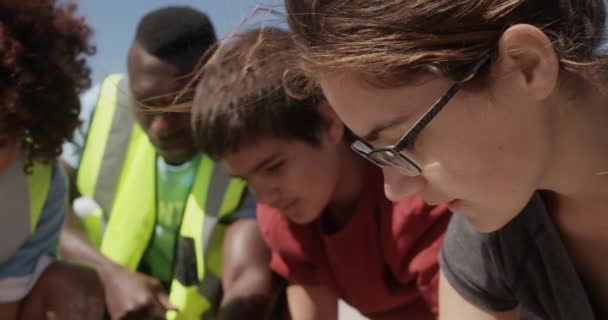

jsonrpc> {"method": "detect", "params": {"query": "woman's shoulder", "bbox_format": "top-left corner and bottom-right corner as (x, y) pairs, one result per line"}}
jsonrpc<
(442, 194), (549, 270)
(439, 194), (552, 311)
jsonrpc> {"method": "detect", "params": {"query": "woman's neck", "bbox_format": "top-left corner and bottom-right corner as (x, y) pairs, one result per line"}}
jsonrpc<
(541, 87), (608, 210)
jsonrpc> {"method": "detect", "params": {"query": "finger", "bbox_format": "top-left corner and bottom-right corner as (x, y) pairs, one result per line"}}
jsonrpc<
(121, 307), (150, 320)
(155, 292), (178, 311)
(146, 303), (168, 320)
(46, 311), (57, 320)
(144, 276), (163, 291)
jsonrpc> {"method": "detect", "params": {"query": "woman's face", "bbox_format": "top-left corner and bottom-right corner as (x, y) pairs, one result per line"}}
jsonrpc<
(319, 65), (553, 232)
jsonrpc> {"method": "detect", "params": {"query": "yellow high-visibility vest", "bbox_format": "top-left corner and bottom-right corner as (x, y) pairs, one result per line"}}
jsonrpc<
(28, 162), (53, 230)
(76, 74), (246, 319)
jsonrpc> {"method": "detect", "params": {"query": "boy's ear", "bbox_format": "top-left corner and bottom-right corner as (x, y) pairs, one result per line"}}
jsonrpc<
(318, 100), (344, 145)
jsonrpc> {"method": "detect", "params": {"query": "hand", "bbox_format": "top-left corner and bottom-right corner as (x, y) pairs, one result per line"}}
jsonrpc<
(99, 263), (176, 320)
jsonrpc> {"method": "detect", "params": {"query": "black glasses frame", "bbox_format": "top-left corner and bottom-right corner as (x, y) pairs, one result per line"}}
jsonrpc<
(351, 54), (491, 176)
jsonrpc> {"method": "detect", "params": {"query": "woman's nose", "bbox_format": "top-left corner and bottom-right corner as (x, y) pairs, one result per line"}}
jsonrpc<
(382, 166), (425, 201)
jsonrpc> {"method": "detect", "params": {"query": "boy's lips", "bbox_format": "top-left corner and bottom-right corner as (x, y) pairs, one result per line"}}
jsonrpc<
(276, 200), (298, 212)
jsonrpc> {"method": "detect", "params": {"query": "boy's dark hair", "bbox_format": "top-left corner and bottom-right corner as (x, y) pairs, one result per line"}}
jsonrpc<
(192, 27), (324, 159)
(135, 6), (217, 72)
(0, 0), (94, 169)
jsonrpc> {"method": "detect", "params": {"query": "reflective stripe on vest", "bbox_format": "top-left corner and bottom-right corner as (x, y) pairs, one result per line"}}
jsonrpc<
(77, 74), (246, 319)
(0, 156), (52, 262)
(76, 74), (133, 246)
(167, 157), (245, 320)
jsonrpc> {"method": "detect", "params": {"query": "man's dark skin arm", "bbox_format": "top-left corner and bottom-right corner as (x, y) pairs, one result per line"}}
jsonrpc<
(58, 162), (107, 269)
(218, 219), (281, 320)
(59, 161), (173, 320)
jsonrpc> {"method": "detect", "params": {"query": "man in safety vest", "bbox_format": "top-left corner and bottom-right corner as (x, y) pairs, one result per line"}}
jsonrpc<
(60, 6), (278, 320)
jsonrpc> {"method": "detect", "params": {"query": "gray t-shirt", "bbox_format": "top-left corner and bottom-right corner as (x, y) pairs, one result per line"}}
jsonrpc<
(440, 193), (601, 320)
(0, 160), (67, 302)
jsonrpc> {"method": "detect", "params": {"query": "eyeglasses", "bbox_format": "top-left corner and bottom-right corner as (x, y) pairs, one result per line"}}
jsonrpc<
(351, 55), (491, 176)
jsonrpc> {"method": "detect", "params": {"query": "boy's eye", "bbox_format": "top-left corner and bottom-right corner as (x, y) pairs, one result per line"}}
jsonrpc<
(265, 160), (284, 174)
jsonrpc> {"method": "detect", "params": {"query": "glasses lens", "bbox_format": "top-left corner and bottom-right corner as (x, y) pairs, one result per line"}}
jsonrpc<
(369, 149), (421, 176)
(351, 140), (372, 154)
(352, 141), (421, 176)
(351, 141), (384, 166)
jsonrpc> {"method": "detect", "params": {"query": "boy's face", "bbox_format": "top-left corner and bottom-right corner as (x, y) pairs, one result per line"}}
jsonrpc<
(222, 105), (345, 224)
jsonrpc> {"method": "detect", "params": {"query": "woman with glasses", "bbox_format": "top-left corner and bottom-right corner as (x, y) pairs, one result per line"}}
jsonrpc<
(284, 0), (608, 319)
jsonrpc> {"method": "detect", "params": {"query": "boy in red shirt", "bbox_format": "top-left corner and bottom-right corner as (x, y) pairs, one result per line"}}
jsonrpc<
(191, 28), (451, 319)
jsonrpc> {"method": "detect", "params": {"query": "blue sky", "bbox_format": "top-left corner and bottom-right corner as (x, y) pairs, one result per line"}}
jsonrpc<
(77, 0), (283, 84)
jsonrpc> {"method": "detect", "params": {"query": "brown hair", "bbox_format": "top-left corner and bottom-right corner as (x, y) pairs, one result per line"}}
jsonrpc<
(0, 0), (94, 170)
(191, 27), (324, 159)
(285, 0), (607, 87)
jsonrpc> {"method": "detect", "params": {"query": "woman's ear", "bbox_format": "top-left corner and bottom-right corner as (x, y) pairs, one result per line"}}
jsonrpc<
(495, 24), (559, 101)
(318, 100), (345, 145)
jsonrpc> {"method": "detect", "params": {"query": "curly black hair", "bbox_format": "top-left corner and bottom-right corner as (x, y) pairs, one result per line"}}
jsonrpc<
(0, 0), (94, 170)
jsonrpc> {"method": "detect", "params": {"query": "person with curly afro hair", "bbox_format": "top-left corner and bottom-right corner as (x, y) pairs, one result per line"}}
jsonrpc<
(0, 1), (104, 319)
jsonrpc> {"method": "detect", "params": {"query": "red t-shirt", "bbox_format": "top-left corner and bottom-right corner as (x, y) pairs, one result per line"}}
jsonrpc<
(257, 167), (452, 319)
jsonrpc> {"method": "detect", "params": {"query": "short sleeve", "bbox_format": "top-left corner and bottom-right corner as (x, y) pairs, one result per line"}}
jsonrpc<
(230, 190), (256, 220)
(256, 204), (320, 286)
(61, 82), (100, 169)
(219, 190), (256, 226)
(0, 164), (67, 301)
(439, 214), (518, 311)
